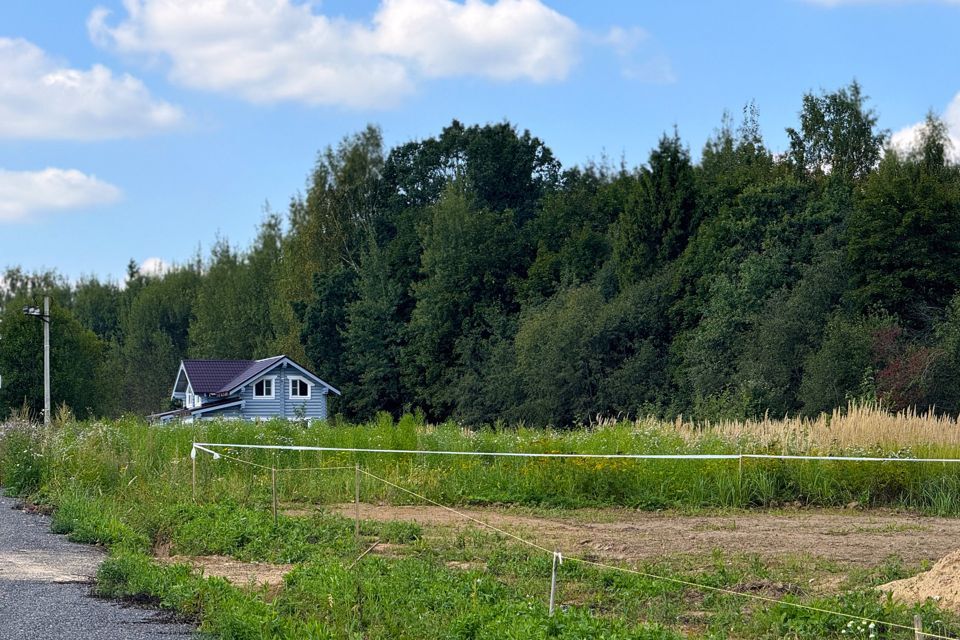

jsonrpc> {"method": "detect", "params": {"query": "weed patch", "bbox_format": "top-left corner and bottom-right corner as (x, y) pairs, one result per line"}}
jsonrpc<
(4, 413), (960, 638)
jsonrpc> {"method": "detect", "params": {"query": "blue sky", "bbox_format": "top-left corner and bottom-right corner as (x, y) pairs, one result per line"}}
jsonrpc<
(1, 0), (959, 283)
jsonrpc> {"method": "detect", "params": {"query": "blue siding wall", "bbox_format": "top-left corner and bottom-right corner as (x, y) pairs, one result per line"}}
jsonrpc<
(237, 363), (329, 421)
(196, 406), (242, 419)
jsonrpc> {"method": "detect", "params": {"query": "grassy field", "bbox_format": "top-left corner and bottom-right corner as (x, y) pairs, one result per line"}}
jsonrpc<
(2, 406), (960, 638)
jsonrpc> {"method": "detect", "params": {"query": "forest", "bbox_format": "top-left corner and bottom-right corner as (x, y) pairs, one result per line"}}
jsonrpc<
(3, 81), (960, 427)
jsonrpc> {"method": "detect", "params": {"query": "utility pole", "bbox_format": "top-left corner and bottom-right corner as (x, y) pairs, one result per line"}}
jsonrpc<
(43, 296), (50, 426)
(22, 295), (51, 425)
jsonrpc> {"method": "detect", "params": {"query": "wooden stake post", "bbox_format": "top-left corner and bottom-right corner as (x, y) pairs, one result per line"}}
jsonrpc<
(354, 464), (361, 545)
(738, 453), (743, 500)
(271, 467), (278, 525)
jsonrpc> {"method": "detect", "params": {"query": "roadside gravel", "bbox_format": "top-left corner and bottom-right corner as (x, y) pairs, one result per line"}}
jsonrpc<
(0, 495), (195, 639)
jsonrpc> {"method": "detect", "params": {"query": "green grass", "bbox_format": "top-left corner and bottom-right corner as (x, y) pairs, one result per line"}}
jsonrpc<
(83, 496), (952, 639)
(3, 414), (960, 638)
(9, 413), (960, 513)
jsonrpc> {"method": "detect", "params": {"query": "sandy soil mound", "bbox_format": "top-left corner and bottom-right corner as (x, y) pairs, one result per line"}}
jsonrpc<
(879, 550), (960, 611)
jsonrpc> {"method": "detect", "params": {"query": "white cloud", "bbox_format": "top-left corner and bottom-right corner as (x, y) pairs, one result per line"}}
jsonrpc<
(0, 168), (122, 222)
(88, 0), (582, 108)
(603, 26), (650, 58)
(138, 256), (171, 277)
(599, 26), (676, 84)
(374, 0), (578, 82)
(0, 38), (183, 140)
(890, 92), (960, 163)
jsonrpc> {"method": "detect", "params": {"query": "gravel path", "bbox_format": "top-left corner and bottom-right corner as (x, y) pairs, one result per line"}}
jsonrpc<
(0, 495), (195, 639)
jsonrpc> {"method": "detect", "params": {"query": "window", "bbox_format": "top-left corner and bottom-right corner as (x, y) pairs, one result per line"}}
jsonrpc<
(290, 377), (311, 399)
(186, 388), (194, 408)
(254, 377), (274, 398)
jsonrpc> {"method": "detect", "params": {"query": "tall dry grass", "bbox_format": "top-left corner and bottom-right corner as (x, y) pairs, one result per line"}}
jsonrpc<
(6, 404), (960, 514)
(663, 403), (960, 452)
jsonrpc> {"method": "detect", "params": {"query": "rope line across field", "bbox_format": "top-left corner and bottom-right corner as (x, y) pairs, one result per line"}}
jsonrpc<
(356, 466), (955, 640)
(190, 442), (960, 639)
(191, 441), (960, 464)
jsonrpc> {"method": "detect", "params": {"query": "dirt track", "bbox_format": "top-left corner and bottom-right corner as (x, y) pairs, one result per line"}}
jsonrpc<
(324, 503), (960, 567)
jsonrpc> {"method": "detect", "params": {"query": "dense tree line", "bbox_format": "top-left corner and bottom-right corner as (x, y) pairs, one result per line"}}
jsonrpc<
(4, 82), (960, 426)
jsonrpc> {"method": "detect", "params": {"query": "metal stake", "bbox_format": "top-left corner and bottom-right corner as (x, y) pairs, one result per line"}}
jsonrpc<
(192, 454), (197, 501)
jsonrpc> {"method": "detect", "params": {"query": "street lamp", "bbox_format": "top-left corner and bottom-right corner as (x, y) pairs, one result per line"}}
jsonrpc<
(22, 296), (50, 426)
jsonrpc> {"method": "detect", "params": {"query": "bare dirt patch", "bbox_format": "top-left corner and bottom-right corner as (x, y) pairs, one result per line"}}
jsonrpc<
(880, 550), (960, 612)
(155, 549), (292, 588)
(324, 503), (960, 568)
(446, 560), (486, 571)
(368, 542), (406, 559)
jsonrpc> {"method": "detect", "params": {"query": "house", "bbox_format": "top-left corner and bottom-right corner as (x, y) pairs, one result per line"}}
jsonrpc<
(149, 355), (340, 423)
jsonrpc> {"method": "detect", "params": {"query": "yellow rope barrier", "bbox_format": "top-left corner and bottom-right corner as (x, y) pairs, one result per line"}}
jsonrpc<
(194, 447), (958, 639)
(358, 468), (957, 640)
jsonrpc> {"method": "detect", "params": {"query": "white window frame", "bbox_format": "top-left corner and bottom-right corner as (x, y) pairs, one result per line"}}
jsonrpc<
(288, 375), (312, 400)
(253, 376), (277, 399)
(186, 386), (195, 408)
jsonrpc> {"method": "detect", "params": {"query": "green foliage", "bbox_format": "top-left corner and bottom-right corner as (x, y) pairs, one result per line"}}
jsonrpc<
(522, 166), (620, 302)
(787, 81), (886, 183)
(927, 295), (960, 413)
(6, 83), (960, 424)
(301, 266), (356, 389)
(848, 120), (960, 325)
(341, 242), (407, 418)
(798, 314), (885, 415)
(96, 551), (278, 637)
(738, 248), (851, 416)
(755, 589), (944, 639)
(0, 299), (108, 419)
(680, 247), (793, 417)
(0, 422), (44, 494)
(514, 277), (672, 425)
(50, 488), (150, 551)
(515, 285), (605, 425)
(273, 125), (386, 362)
(8, 416), (960, 638)
(374, 519), (421, 544)
(614, 131), (698, 285)
(0, 267), (71, 312)
(120, 267), (202, 414)
(190, 223), (281, 360)
(383, 119), (559, 221)
(404, 185), (524, 420)
(72, 277), (122, 341)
